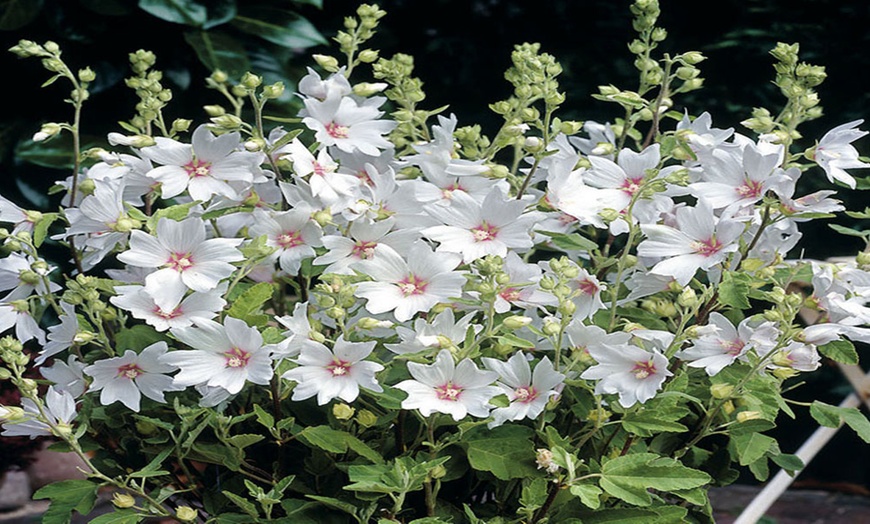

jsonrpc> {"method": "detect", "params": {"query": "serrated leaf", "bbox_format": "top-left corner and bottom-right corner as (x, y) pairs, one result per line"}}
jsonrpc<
(226, 281), (275, 321)
(33, 479), (99, 524)
(718, 271), (752, 309)
(599, 453), (711, 506)
(818, 339), (859, 365)
(298, 425), (383, 463)
(225, 433), (265, 449)
(222, 490), (259, 519)
(810, 401), (870, 443)
(730, 432), (776, 466)
(570, 483), (602, 509)
(537, 230), (599, 252)
(33, 212), (59, 247)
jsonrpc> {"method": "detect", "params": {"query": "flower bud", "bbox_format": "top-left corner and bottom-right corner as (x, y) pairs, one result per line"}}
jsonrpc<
(352, 82), (388, 97)
(710, 383), (734, 399)
(736, 411), (762, 423)
(429, 464), (447, 479)
(332, 403), (355, 420)
(33, 122), (62, 142)
(313, 54), (340, 72)
(176, 506), (198, 522)
(112, 493), (136, 508)
(204, 105), (226, 119)
(358, 49), (379, 63)
(502, 315), (532, 330)
(355, 409), (378, 428)
(542, 317), (561, 336)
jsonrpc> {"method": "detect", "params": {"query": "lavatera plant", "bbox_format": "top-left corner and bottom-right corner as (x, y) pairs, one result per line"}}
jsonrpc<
(2, 1), (870, 523)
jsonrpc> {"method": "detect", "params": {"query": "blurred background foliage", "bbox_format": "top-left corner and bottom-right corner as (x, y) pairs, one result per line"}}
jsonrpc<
(0, 0), (869, 486)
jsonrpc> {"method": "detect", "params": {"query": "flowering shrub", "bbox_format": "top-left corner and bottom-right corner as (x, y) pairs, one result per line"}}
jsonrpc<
(2, 1), (870, 523)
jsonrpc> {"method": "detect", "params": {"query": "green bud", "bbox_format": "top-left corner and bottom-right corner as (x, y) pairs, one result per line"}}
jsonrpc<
(332, 403), (355, 421)
(176, 506), (198, 522)
(358, 49), (379, 63)
(542, 318), (561, 336)
(313, 54), (340, 72)
(112, 493), (136, 509)
(355, 409), (378, 428)
(262, 82), (285, 99)
(710, 383), (734, 399)
(352, 82), (388, 97)
(736, 411), (762, 423)
(78, 67), (96, 83)
(240, 72), (262, 89)
(502, 315), (532, 330)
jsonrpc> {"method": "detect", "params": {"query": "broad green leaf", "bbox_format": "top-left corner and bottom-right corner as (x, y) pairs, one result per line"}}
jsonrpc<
(33, 479), (99, 524)
(811, 401), (870, 443)
(232, 8), (327, 49)
(463, 424), (540, 480)
(306, 495), (360, 520)
(519, 477), (549, 511)
(145, 202), (198, 232)
(570, 483), (602, 509)
(225, 433), (265, 449)
(496, 333), (536, 349)
(731, 432), (776, 466)
(829, 223), (870, 239)
(574, 506), (688, 524)
(32, 212), (59, 247)
(222, 490), (259, 519)
(0, 0), (43, 29)
(771, 452), (804, 474)
(138, 0), (207, 26)
(621, 414), (688, 437)
(718, 271), (752, 310)
(115, 325), (169, 352)
(88, 510), (143, 524)
(537, 230), (599, 252)
(818, 339), (859, 365)
(298, 425), (383, 463)
(183, 30), (251, 79)
(599, 453), (711, 506)
(226, 281), (275, 322)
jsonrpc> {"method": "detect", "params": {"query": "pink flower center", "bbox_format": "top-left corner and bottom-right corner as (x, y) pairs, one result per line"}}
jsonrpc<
(325, 122), (349, 139)
(153, 306), (183, 320)
(441, 182), (463, 200)
(576, 278), (599, 295)
(513, 386), (538, 404)
(398, 274), (428, 296)
(736, 179), (763, 199)
(435, 382), (463, 401)
(276, 230), (303, 249)
(471, 221), (499, 242)
(224, 347), (251, 368)
(500, 287), (521, 302)
(631, 360), (657, 379)
(117, 363), (143, 380)
(690, 237), (724, 257)
(351, 240), (378, 259)
(724, 339), (745, 357)
(184, 158), (212, 178)
(313, 161), (330, 177)
(167, 252), (194, 272)
(326, 359), (351, 376)
(620, 177), (644, 196)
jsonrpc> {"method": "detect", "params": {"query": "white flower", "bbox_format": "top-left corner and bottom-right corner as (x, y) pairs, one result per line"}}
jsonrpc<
(482, 353), (565, 428)
(1, 387), (77, 439)
(272, 301), (322, 360)
(301, 93), (396, 156)
(141, 124), (263, 202)
(580, 341), (672, 408)
(248, 207), (323, 275)
(117, 216), (244, 299)
(394, 349), (500, 421)
(677, 312), (779, 375)
(35, 301), (79, 365)
(84, 341), (183, 412)
(313, 217), (419, 276)
(813, 120), (870, 189)
(40, 356), (87, 398)
(637, 199), (743, 285)
(0, 300), (44, 344)
(353, 242), (465, 323)
(160, 316), (276, 395)
(110, 283), (226, 332)
(385, 308), (481, 355)
(282, 336), (383, 405)
(279, 138), (361, 208)
(422, 187), (539, 264)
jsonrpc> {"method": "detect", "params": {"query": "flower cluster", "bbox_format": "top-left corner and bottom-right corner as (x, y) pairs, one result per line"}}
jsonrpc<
(1, 2), (869, 523)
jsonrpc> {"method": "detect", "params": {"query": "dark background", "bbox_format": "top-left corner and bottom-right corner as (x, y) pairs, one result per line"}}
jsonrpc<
(1, 0), (869, 489)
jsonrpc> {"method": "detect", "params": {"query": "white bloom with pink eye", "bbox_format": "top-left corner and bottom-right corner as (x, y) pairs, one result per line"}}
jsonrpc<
(282, 336), (383, 405)
(400, 114), (490, 179)
(117, 216), (244, 300)
(422, 186), (539, 264)
(812, 119), (870, 189)
(272, 301), (324, 360)
(1, 386), (77, 439)
(160, 316), (276, 395)
(0, 252), (60, 302)
(83, 341), (183, 412)
(394, 349), (500, 421)
(769, 341), (821, 373)
(637, 199), (743, 285)
(482, 352), (565, 428)
(297, 66), (352, 101)
(141, 124), (262, 202)
(0, 300), (44, 344)
(353, 242), (466, 323)
(40, 356), (87, 398)
(35, 301), (79, 366)
(248, 207), (323, 276)
(0, 194), (34, 236)
(314, 217), (420, 276)
(110, 283), (226, 332)
(385, 307), (481, 355)
(677, 312), (779, 376)
(280, 138), (361, 208)
(580, 341), (672, 408)
(301, 92), (396, 156)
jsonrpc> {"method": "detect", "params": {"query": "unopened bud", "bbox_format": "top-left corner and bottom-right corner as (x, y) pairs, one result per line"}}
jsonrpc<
(176, 506), (198, 522)
(313, 54), (340, 72)
(332, 403), (355, 420)
(352, 82), (388, 97)
(355, 409), (378, 428)
(736, 411), (762, 423)
(710, 383), (734, 399)
(112, 493), (136, 508)
(503, 315), (532, 330)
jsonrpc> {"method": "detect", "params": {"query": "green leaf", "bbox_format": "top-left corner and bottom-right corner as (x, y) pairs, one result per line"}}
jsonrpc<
(33, 479), (99, 524)
(183, 30), (251, 79)
(575, 507), (688, 524)
(0, 0), (43, 29)
(138, 0), (208, 26)
(298, 425), (383, 463)
(818, 339), (859, 365)
(771, 452), (804, 474)
(226, 281), (275, 322)
(828, 223), (870, 239)
(32, 212), (59, 247)
(570, 483), (602, 509)
(145, 202), (198, 232)
(718, 271), (752, 310)
(115, 325), (169, 352)
(810, 401), (870, 442)
(223, 490), (259, 519)
(88, 510), (143, 524)
(599, 453), (711, 506)
(621, 413), (688, 437)
(463, 425), (540, 480)
(730, 432), (776, 466)
(536, 230), (599, 252)
(232, 8), (327, 49)
(496, 333), (535, 349)
(225, 433), (265, 449)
